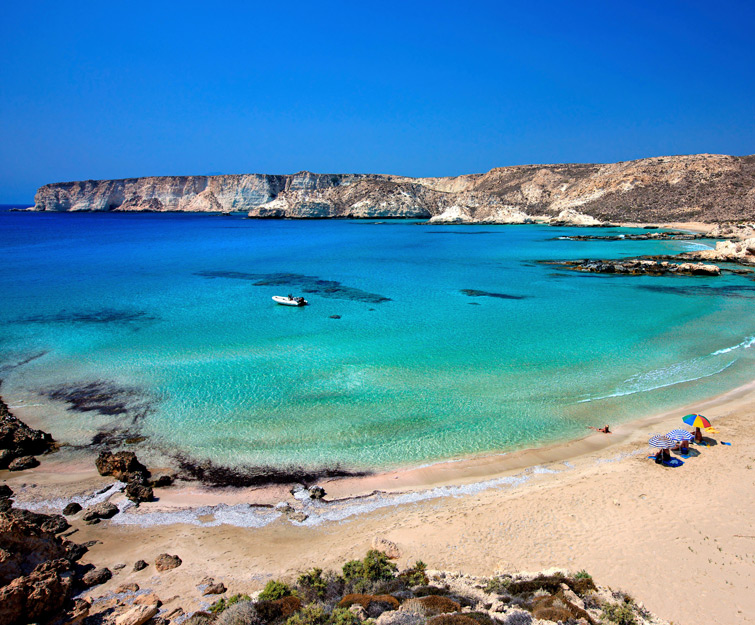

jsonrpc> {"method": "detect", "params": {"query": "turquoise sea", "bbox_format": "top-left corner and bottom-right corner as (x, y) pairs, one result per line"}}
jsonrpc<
(1, 209), (754, 473)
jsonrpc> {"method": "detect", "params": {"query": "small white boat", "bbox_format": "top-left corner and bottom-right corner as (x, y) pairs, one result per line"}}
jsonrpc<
(273, 295), (308, 307)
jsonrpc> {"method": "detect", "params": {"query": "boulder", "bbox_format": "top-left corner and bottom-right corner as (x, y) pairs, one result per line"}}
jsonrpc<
(0, 399), (56, 459)
(0, 484), (13, 498)
(63, 502), (83, 516)
(0, 559), (75, 625)
(372, 536), (401, 559)
(114, 604), (159, 625)
(155, 553), (182, 571)
(125, 481), (154, 504)
(308, 485), (326, 499)
(95, 450), (149, 482)
(133, 559), (148, 571)
(0, 449), (15, 469)
(8, 455), (39, 471)
(81, 567), (112, 587)
(116, 582), (140, 593)
(203, 582), (226, 595)
(82, 501), (119, 522)
(6, 507), (69, 535)
(133, 592), (162, 606)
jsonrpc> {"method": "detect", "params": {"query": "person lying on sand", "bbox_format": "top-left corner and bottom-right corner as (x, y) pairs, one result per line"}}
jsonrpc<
(588, 425), (611, 433)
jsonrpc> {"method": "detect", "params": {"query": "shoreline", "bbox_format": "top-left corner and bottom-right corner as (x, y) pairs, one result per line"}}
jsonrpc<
(4, 372), (754, 625)
(7, 371), (755, 521)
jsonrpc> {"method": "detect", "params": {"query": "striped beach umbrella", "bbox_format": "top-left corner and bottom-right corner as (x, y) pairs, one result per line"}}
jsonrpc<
(682, 414), (711, 428)
(649, 434), (675, 449)
(666, 429), (694, 442)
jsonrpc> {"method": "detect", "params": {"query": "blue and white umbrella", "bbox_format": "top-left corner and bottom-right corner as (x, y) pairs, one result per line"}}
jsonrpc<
(666, 429), (694, 442)
(649, 434), (675, 449)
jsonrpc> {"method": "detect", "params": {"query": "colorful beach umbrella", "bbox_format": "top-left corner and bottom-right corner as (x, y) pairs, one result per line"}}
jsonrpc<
(649, 434), (675, 449)
(682, 414), (712, 429)
(666, 429), (694, 442)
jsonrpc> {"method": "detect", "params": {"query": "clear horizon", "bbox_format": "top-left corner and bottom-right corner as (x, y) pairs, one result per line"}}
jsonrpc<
(1, 0), (754, 203)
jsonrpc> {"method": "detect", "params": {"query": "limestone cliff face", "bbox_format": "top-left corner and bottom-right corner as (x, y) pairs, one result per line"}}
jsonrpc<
(33, 154), (755, 224)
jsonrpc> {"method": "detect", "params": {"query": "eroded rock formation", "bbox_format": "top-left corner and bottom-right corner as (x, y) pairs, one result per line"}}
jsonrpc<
(32, 153), (755, 224)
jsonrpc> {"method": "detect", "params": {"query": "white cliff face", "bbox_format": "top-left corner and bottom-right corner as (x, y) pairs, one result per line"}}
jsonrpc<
(32, 153), (755, 224)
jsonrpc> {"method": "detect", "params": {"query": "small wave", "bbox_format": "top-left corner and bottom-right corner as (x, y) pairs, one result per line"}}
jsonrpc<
(579, 360), (736, 403)
(712, 335), (755, 356)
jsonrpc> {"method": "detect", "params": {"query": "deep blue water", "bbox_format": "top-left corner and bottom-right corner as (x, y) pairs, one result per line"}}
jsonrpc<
(1, 209), (753, 470)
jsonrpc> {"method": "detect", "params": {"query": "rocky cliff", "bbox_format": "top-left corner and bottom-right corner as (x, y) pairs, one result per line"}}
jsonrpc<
(32, 153), (755, 224)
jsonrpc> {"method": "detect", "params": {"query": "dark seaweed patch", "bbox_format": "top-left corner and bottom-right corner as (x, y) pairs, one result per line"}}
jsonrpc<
(460, 289), (527, 300)
(44, 381), (155, 422)
(638, 284), (755, 298)
(173, 454), (369, 488)
(20, 309), (156, 325)
(196, 271), (391, 304)
(0, 351), (48, 376)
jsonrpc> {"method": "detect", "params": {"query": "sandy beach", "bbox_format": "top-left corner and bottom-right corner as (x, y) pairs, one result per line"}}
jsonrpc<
(4, 375), (754, 625)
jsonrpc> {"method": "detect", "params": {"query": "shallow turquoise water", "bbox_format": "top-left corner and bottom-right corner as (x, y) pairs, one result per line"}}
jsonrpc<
(1, 211), (754, 471)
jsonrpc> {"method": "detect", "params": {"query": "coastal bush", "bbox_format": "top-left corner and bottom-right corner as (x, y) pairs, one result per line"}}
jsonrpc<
(401, 596), (459, 616)
(601, 602), (637, 625)
(337, 593), (400, 617)
(426, 614), (479, 625)
(260, 580), (296, 601)
(256, 596), (303, 623)
(343, 550), (397, 582)
(531, 606), (573, 622)
(330, 607), (362, 625)
(411, 585), (449, 597)
(297, 568), (328, 601)
(482, 576), (512, 594)
(574, 569), (592, 580)
(399, 561), (429, 587)
(457, 611), (499, 625)
(216, 601), (262, 625)
(501, 610), (531, 625)
(210, 594), (253, 614)
(285, 604), (329, 625)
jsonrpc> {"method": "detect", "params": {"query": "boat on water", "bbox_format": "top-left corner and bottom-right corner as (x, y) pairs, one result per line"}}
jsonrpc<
(273, 295), (308, 307)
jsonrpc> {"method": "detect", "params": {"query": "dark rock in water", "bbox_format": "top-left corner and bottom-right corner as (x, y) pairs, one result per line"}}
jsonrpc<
(155, 553), (182, 571)
(550, 258), (721, 277)
(133, 559), (148, 571)
(0, 484), (12, 499)
(330, 314), (342, 319)
(95, 450), (150, 483)
(62, 502), (82, 516)
(8, 455), (39, 471)
(461, 289), (526, 300)
(196, 271), (392, 304)
(81, 567), (112, 588)
(125, 481), (154, 504)
(81, 502), (118, 522)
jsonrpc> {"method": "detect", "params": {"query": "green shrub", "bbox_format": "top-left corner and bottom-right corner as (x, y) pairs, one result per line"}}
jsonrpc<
(210, 594), (252, 614)
(260, 580), (296, 601)
(575, 569), (592, 579)
(363, 550), (397, 581)
(342, 560), (364, 582)
(482, 576), (511, 594)
(330, 607), (361, 625)
(298, 568), (328, 600)
(256, 596), (303, 622)
(601, 602), (637, 625)
(399, 560), (428, 587)
(285, 604), (329, 625)
(216, 601), (260, 625)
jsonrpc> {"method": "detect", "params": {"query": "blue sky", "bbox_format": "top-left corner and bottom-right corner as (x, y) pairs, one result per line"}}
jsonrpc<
(1, 0), (753, 202)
